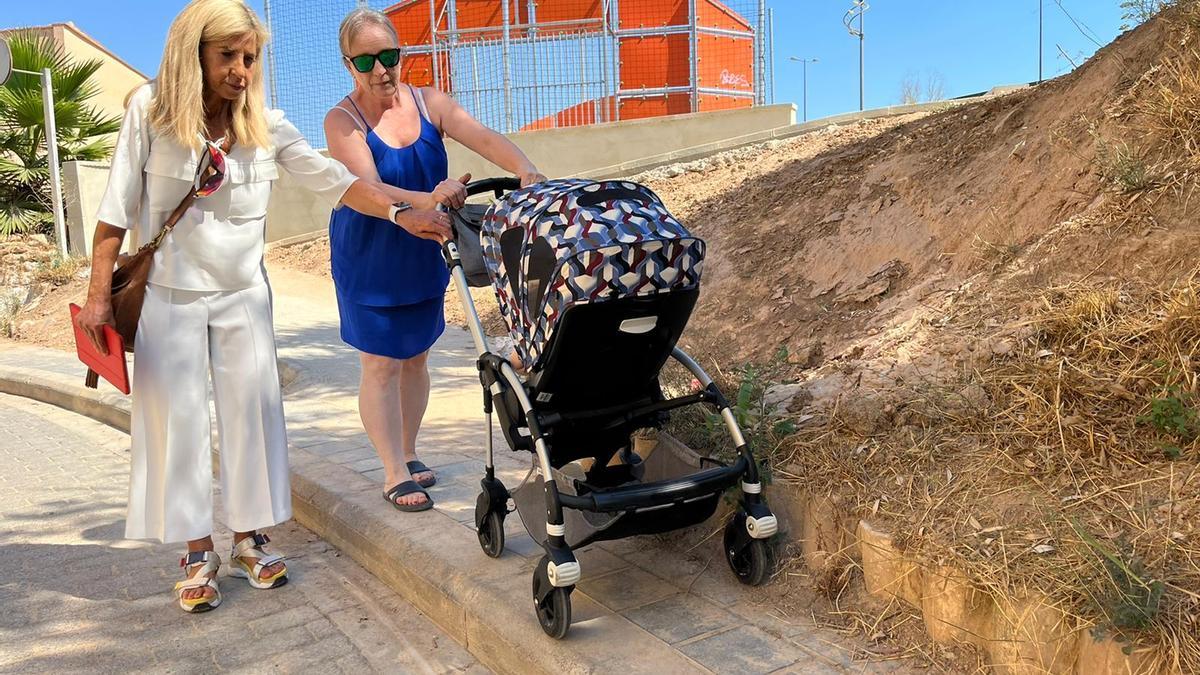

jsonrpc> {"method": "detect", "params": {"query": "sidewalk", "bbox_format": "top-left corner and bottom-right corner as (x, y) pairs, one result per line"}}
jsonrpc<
(0, 392), (485, 674)
(0, 265), (910, 674)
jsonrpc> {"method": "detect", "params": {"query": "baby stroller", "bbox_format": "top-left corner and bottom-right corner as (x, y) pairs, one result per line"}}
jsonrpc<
(440, 178), (777, 639)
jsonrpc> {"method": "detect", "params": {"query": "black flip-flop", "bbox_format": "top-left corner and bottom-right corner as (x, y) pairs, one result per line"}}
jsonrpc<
(383, 481), (434, 512)
(406, 460), (437, 488)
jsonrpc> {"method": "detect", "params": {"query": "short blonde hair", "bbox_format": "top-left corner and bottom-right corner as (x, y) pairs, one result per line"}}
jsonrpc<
(149, 0), (271, 149)
(338, 8), (400, 56)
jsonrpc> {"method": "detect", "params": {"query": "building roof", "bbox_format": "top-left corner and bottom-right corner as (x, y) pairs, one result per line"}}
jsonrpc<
(1, 22), (149, 79)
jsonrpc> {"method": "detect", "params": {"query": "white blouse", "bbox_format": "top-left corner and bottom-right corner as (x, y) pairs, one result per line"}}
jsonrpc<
(97, 83), (357, 291)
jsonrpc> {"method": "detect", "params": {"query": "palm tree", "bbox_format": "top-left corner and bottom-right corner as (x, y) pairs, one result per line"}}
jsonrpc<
(0, 31), (121, 237)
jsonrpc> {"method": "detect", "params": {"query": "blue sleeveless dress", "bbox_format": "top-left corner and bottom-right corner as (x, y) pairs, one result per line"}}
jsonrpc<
(329, 87), (451, 360)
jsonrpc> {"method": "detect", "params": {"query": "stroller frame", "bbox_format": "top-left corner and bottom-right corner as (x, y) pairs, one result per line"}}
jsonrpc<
(440, 178), (777, 639)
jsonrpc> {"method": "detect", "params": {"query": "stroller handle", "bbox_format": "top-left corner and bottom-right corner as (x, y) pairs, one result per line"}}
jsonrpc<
(465, 176), (522, 200)
(434, 176), (522, 246)
(435, 177), (522, 214)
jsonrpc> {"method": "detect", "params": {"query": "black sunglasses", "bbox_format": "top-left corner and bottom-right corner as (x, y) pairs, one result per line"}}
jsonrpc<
(345, 48), (401, 73)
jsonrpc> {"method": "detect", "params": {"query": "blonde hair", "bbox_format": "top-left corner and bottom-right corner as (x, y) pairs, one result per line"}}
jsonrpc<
(149, 0), (271, 150)
(338, 8), (400, 56)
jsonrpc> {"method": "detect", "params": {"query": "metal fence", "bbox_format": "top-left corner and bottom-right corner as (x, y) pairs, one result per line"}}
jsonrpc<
(263, 0), (775, 147)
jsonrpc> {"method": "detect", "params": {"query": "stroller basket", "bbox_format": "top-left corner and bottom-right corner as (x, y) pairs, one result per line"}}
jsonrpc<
(439, 178), (777, 640)
(512, 436), (743, 549)
(451, 204), (494, 288)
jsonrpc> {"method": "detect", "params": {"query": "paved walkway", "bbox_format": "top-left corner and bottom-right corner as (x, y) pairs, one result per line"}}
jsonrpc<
(263, 267), (902, 674)
(0, 392), (486, 674)
(0, 265), (910, 674)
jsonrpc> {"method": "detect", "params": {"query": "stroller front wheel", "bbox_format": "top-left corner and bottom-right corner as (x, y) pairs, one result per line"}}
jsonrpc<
(532, 555), (573, 639)
(535, 586), (572, 639)
(477, 510), (505, 558)
(724, 520), (772, 586)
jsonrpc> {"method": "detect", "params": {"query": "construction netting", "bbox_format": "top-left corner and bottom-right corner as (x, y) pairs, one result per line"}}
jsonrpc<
(263, 0), (775, 146)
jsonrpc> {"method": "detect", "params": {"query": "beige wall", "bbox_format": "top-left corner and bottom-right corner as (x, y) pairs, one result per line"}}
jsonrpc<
(64, 103), (798, 253)
(55, 24), (148, 121)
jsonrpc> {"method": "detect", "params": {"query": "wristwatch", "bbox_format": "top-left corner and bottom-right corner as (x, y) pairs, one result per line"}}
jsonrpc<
(388, 202), (413, 224)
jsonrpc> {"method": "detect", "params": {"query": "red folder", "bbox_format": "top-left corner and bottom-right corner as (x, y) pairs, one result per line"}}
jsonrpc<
(69, 303), (131, 395)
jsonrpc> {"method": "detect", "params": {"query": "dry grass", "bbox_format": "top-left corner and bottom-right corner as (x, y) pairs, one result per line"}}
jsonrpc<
(1136, 6), (1200, 166)
(31, 254), (86, 287)
(0, 292), (23, 338)
(777, 276), (1200, 672)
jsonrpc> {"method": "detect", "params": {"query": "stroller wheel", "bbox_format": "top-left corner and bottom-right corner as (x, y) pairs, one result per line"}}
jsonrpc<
(724, 520), (771, 586)
(477, 510), (505, 558)
(535, 586), (572, 639)
(532, 556), (573, 639)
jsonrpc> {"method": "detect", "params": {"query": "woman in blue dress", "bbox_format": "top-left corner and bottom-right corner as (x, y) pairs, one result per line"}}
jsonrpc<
(325, 8), (545, 511)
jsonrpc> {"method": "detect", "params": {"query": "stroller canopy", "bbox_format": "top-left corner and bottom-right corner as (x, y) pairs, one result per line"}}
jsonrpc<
(481, 179), (705, 369)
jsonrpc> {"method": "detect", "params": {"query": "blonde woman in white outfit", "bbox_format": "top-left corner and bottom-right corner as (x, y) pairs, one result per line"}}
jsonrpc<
(73, 0), (451, 614)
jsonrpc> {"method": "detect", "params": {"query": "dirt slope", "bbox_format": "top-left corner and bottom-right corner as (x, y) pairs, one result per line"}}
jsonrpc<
(642, 16), (1169, 371)
(638, 7), (1200, 669)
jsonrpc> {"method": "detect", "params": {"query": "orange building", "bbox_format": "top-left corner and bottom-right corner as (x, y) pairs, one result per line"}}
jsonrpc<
(382, 0), (758, 131)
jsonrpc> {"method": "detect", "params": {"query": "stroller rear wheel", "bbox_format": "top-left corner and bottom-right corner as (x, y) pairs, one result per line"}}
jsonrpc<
(477, 510), (505, 558)
(724, 519), (771, 586)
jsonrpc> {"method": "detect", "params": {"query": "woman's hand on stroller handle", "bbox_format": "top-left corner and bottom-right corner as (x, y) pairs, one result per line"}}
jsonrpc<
(518, 170), (547, 187)
(449, 177), (523, 203)
(431, 173), (471, 210)
(393, 207), (452, 243)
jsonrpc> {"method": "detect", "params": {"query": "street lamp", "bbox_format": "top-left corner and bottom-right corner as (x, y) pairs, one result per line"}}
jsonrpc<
(788, 57), (818, 122)
(843, 0), (868, 111)
(1038, 0), (1044, 83)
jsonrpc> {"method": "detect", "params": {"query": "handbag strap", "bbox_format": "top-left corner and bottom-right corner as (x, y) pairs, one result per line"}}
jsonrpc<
(138, 136), (234, 254)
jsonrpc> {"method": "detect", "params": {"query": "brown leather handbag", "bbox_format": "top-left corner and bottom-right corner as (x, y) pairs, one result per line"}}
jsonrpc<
(84, 138), (230, 389)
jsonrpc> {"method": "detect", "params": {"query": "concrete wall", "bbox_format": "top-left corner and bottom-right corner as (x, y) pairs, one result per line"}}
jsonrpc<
(265, 102), (796, 244)
(61, 160), (130, 256)
(63, 154), (338, 255)
(266, 169), (335, 245)
(444, 103), (796, 185)
(66, 102), (795, 252)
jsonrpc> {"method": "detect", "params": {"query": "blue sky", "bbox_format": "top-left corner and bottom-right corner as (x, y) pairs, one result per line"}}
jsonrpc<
(776, 1), (1125, 120)
(5, 1), (1128, 126)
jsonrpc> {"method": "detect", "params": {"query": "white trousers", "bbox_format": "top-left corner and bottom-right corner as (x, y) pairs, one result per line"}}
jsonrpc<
(125, 282), (292, 543)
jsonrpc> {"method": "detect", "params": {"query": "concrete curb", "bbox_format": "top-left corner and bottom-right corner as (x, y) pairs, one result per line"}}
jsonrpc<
(0, 364), (131, 433)
(288, 448), (702, 675)
(0, 363), (706, 675)
(264, 230), (329, 252)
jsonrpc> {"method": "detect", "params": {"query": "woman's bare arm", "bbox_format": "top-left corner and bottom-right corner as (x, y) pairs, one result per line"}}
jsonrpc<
(73, 223), (127, 354)
(423, 88), (547, 186)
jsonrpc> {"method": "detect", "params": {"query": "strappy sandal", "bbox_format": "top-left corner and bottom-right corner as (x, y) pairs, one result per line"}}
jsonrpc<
(228, 533), (289, 590)
(406, 460), (437, 488)
(384, 480), (434, 512)
(174, 550), (221, 613)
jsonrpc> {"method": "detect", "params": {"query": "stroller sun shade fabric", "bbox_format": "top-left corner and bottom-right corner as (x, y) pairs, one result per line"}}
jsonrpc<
(480, 179), (705, 369)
